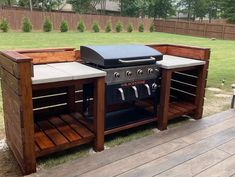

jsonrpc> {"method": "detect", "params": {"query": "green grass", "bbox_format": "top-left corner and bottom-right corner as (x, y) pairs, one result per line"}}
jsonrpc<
(0, 32), (234, 90)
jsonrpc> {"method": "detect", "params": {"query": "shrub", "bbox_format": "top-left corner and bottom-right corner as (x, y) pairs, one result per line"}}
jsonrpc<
(127, 23), (133, 33)
(43, 17), (52, 32)
(149, 23), (155, 32)
(60, 20), (68, 32)
(77, 21), (85, 32)
(92, 21), (100, 33)
(0, 19), (9, 32)
(21, 17), (32, 32)
(115, 21), (123, 33)
(105, 21), (112, 33)
(138, 23), (144, 32)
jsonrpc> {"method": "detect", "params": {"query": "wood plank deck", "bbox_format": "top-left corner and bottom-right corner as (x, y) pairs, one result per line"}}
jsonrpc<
(31, 109), (235, 177)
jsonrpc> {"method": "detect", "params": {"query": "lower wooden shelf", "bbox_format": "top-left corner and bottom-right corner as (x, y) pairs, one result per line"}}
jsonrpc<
(34, 113), (94, 158)
(34, 101), (196, 157)
(168, 101), (197, 120)
(105, 101), (196, 135)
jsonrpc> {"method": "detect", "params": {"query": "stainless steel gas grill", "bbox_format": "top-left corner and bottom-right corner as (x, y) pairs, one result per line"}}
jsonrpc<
(81, 45), (163, 131)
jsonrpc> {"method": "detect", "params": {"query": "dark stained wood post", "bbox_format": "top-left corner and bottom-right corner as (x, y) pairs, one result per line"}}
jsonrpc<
(93, 77), (105, 151)
(0, 51), (36, 175)
(193, 49), (211, 119)
(18, 62), (36, 174)
(158, 69), (172, 130)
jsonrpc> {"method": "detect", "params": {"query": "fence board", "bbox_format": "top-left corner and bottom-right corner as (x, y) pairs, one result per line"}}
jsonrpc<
(155, 19), (235, 40)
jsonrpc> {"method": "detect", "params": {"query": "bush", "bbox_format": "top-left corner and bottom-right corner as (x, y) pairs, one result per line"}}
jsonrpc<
(105, 21), (112, 33)
(21, 17), (32, 32)
(149, 23), (155, 32)
(92, 21), (100, 33)
(138, 23), (144, 32)
(77, 21), (85, 32)
(0, 19), (9, 32)
(127, 23), (133, 33)
(43, 17), (52, 32)
(60, 21), (68, 32)
(115, 21), (123, 33)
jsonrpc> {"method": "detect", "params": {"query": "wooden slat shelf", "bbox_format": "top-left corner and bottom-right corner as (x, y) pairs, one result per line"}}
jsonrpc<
(168, 102), (196, 120)
(34, 113), (94, 158)
(137, 100), (196, 119)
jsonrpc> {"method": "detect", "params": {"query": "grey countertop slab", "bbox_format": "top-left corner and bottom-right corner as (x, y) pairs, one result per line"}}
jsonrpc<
(32, 62), (106, 85)
(157, 55), (206, 69)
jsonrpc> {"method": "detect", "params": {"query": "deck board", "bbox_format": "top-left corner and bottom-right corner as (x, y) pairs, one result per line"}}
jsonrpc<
(30, 109), (235, 177)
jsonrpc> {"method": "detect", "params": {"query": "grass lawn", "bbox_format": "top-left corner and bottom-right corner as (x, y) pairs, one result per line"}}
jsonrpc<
(0, 32), (235, 90)
(0, 32), (234, 175)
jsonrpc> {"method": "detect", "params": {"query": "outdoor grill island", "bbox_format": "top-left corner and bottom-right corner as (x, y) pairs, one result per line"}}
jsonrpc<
(0, 44), (210, 175)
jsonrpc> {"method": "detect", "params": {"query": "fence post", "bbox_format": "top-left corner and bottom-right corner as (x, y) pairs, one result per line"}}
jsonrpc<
(188, 21), (190, 35)
(222, 24), (225, 39)
(174, 20), (177, 34)
(204, 23), (207, 37)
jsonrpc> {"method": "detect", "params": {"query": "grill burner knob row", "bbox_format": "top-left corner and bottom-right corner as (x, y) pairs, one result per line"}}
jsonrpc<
(114, 72), (120, 78)
(148, 68), (154, 74)
(137, 69), (143, 75)
(126, 71), (132, 77)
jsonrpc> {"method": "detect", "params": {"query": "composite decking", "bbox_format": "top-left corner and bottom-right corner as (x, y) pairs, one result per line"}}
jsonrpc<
(31, 109), (235, 177)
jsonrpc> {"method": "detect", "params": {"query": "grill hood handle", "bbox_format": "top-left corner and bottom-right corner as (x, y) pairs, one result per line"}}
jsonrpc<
(119, 57), (156, 64)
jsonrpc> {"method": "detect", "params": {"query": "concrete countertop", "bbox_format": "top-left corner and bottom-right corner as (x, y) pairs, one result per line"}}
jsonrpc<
(157, 55), (206, 69)
(32, 62), (106, 85)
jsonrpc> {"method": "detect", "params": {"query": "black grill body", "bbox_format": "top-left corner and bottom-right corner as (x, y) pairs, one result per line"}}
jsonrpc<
(81, 45), (163, 130)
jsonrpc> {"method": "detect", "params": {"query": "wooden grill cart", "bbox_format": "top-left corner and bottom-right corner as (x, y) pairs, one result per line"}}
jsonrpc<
(0, 48), (106, 175)
(0, 44), (210, 175)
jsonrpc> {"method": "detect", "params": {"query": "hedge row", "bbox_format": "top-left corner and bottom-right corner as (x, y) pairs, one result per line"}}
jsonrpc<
(0, 17), (155, 33)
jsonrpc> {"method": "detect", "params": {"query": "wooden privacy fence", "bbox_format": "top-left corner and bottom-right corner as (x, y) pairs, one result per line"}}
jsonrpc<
(0, 9), (153, 31)
(155, 19), (235, 40)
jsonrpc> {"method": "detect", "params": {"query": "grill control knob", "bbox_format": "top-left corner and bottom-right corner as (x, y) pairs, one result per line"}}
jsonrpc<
(148, 68), (154, 74)
(114, 72), (120, 78)
(126, 71), (132, 77)
(152, 83), (158, 90)
(137, 69), (143, 75)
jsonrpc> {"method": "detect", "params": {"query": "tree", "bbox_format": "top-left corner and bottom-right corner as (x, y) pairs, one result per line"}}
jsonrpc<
(176, 0), (195, 20)
(0, 0), (17, 7)
(18, 0), (63, 11)
(117, 0), (152, 17)
(149, 0), (175, 19)
(207, 0), (222, 22)
(221, 0), (235, 23)
(194, 0), (208, 21)
(68, 0), (104, 14)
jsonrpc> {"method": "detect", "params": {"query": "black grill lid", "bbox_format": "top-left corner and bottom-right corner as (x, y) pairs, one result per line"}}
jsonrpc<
(80, 44), (163, 68)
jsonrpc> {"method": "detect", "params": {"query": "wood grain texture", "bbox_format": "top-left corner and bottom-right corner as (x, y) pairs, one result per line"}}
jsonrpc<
(18, 62), (36, 174)
(195, 155), (235, 177)
(26, 51), (77, 64)
(93, 77), (105, 151)
(35, 114), (94, 158)
(155, 149), (229, 177)
(158, 69), (172, 130)
(118, 126), (235, 177)
(1, 60), (36, 175)
(218, 139), (235, 155)
(0, 50), (32, 62)
(29, 110), (235, 177)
